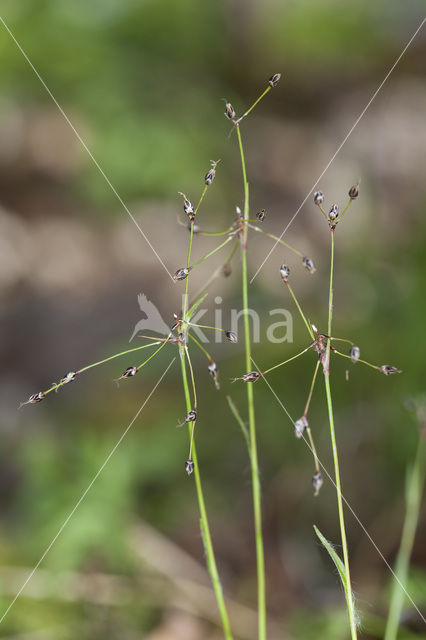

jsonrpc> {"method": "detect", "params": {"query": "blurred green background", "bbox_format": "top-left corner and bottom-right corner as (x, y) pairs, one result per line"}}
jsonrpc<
(0, 1), (425, 638)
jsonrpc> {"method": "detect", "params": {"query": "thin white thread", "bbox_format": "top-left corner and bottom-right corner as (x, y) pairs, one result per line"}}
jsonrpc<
(0, 16), (174, 281)
(0, 358), (175, 625)
(250, 16), (426, 283)
(252, 358), (426, 626)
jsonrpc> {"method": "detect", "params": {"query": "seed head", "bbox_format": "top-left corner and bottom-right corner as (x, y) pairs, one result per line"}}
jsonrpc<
(312, 471), (323, 496)
(302, 256), (316, 274)
(121, 366), (138, 378)
(208, 360), (220, 389)
(256, 209), (266, 222)
(205, 159), (220, 186)
(328, 204), (339, 221)
(224, 102), (236, 121)
(178, 192), (194, 218)
(268, 73), (281, 88)
(294, 415), (308, 439)
(20, 391), (46, 408)
(185, 459), (195, 475)
(350, 345), (360, 363)
(60, 371), (77, 385)
(225, 330), (238, 343)
(313, 191), (324, 206)
(232, 371), (261, 383)
(348, 183), (360, 199)
(173, 267), (192, 281)
(185, 409), (197, 423)
(279, 264), (290, 282)
(380, 365), (402, 375)
(222, 263), (232, 277)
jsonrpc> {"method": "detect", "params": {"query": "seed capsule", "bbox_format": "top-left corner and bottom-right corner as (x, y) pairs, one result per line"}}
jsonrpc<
(208, 360), (220, 389)
(222, 263), (232, 277)
(225, 330), (238, 343)
(328, 204), (339, 221)
(185, 459), (195, 475)
(185, 409), (197, 423)
(380, 365), (402, 375)
(173, 267), (192, 281)
(178, 192), (194, 218)
(20, 391), (46, 408)
(121, 366), (138, 378)
(279, 264), (290, 282)
(348, 183), (359, 199)
(350, 345), (360, 363)
(233, 371), (261, 383)
(256, 209), (266, 222)
(205, 160), (220, 186)
(224, 102), (236, 120)
(60, 371), (77, 385)
(312, 471), (323, 496)
(313, 191), (324, 205)
(268, 73), (281, 88)
(302, 256), (316, 274)
(294, 415), (308, 439)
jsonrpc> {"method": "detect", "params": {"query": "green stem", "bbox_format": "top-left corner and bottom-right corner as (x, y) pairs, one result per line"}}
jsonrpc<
(247, 222), (303, 258)
(333, 349), (381, 372)
(324, 229), (358, 640)
(262, 345), (312, 376)
(179, 349), (233, 639)
(237, 86), (271, 123)
(384, 435), (425, 640)
(190, 236), (233, 268)
(236, 123), (266, 640)
(286, 283), (315, 341)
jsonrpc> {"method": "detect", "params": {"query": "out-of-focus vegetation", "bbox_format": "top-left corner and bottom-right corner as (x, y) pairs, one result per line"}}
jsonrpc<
(0, 1), (426, 638)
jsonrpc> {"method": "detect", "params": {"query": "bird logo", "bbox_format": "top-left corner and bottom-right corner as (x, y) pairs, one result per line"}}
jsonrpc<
(129, 294), (171, 342)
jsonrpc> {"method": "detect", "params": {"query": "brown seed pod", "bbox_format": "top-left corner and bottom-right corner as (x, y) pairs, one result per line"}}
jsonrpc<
(294, 415), (308, 439)
(20, 391), (46, 408)
(173, 267), (192, 281)
(268, 73), (281, 88)
(279, 264), (290, 282)
(302, 256), (316, 274)
(224, 102), (236, 120)
(185, 459), (195, 475)
(350, 346), (360, 363)
(121, 366), (138, 378)
(380, 365), (402, 375)
(256, 209), (266, 222)
(313, 191), (324, 205)
(312, 471), (323, 496)
(225, 330), (238, 343)
(348, 183), (360, 199)
(328, 204), (339, 221)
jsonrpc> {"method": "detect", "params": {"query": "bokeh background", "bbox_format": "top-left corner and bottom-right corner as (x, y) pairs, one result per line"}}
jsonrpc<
(1, 1), (426, 638)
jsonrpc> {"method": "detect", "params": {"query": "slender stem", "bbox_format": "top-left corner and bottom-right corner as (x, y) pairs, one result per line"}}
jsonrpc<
(324, 229), (358, 640)
(136, 339), (169, 371)
(188, 239), (238, 309)
(190, 236), (233, 268)
(333, 349), (381, 372)
(336, 197), (353, 223)
(384, 434), (425, 640)
(303, 361), (320, 417)
(187, 322), (227, 334)
(247, 222), (303, 258)
(184, 345), (198, 459)
(199, 227), (233, 237)
(285, 282), (315, 341)
(187, 333), (214, 362)
(236, 86), (271, 123)
(226, 395), (250, 452)
(179, 183), (233, 639)
(236, 123), (266, 640)
(179, 350), (233, 639)
(262, 345), (313, 376)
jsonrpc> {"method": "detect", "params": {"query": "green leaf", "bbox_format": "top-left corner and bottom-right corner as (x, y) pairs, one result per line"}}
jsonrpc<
(314, 525), (350, 606)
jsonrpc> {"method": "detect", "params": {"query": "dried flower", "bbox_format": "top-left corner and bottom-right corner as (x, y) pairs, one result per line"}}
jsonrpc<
(59, 371), (77, 385)
(268, 73), (281, 88)
(225, 330), (238, 343)
(350, 345), (360, 363)
(178, 192), (194, 218)
(232, 371), (261, 383)
(380, 365), (402, 375)
(312, 471), (323, 496)
(208, 360), (220, 389)
(294, 415), (308, 439)
(256, 209), (266, 222)
(302, 256), (316, 274)
(205, 159), (220, 186)
(224, 102), (236, 120)
(279, 264), (290, 282)
(173, 267), (192, 281)
(185, 459), (195, 475)
(185, 409), (197, 422)
(348, 183), (360, 199)
(121, 366), (138, 378)
(313, 191), (324, 205)
(20, 391), (45, 408)
(328, 204), (339, 221)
